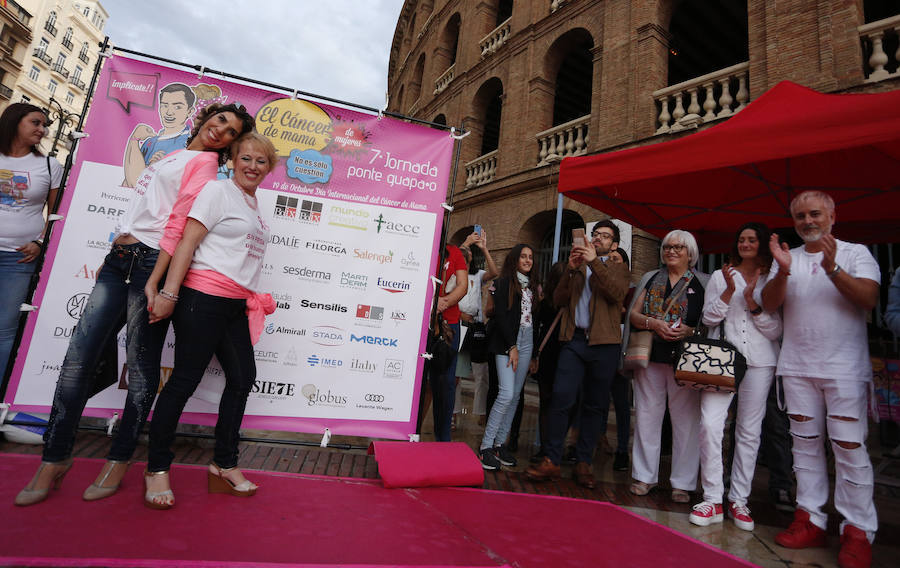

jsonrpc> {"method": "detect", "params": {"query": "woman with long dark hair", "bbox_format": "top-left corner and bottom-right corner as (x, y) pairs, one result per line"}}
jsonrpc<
(0, 103), (61, 378)
(478, 244), (537, 470)
(690, 222), (781, 531)
(15, 103), (254, 507)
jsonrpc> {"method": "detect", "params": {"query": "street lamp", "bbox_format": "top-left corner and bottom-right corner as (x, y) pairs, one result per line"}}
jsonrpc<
(44, 97), (82, 157)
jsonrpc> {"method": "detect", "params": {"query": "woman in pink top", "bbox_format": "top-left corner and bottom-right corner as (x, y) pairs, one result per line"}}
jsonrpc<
(15, 104), (254, 507)
(143, 132), (277, 509)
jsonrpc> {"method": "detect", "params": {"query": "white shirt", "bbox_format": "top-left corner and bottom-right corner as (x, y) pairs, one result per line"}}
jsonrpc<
(117, 150), (217, 249)
(772, 239), (880, 382)
(702, 269), (781, 368)
(458, 269), (486, 322)
(0, 152), (62, 251)
(188, 179), (270, 291)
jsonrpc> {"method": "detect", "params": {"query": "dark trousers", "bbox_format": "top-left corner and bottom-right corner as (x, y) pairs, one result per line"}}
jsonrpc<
(762, 378), (794, 495)
(431, 322), (460, 442)
(148, 288), (254, 471)
(598, 371), (631, 453)
(545, 332), (619, 465)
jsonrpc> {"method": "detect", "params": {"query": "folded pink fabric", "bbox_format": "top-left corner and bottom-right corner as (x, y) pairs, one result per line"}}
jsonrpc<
(368, 441), (485, 489)
(183, 269), (275, 344)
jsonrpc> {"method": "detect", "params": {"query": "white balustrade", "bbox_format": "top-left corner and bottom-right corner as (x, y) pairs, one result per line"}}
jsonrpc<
(653, 61), (750, 134)
(859, 14), (900, 82)
(551, 0), (568, 13)
(465, 150), (498, 188)
(433, 64), (456, 95)
(479, 18), (511, 58)
(535, 115), (590, 165)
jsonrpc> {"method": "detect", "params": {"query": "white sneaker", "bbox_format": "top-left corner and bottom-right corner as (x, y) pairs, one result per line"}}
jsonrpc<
(689, 501), (724, 526)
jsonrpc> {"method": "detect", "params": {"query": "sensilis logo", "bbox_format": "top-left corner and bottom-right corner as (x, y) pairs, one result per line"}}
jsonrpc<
(300, 300), (348, 314)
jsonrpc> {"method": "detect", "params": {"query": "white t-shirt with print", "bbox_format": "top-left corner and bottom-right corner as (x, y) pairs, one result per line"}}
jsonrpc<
(773, 239), (880, 381)
(187, 179), (270, 291)
(0, 152), (62, 251)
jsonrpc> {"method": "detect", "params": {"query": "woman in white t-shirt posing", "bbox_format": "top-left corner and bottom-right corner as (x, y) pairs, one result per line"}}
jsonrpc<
(143, 133), (277, 509)
(15, 104), (254, 507)
(0, 103), (62, 379)
(690, 222), (782, 532)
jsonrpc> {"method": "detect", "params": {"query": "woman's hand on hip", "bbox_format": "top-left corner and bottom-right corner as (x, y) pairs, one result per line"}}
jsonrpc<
(15, 241), (41, 263)
(148, 295), (175, 324)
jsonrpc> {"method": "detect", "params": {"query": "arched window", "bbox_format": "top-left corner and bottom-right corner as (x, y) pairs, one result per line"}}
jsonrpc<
(496, 0), (513, 25)
(432, 114), (447, 126)
(47, 11), (57, 26)
(64, 28), (73, 43)
(667, 0), (748, 86)
(409, 53), (426, 106)
(864, 0), (900, 22)
(474, 78), (503, 156)
(549, 30), (594, 126)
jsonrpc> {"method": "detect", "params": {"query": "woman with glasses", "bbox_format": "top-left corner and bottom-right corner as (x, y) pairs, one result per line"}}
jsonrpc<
(624, 230), (708, 503)
(15, 103), (255, 507)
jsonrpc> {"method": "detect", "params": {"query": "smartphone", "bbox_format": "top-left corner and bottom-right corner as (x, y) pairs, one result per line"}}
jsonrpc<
(571, 228), (586, 248)
(474, 224), (483, 236)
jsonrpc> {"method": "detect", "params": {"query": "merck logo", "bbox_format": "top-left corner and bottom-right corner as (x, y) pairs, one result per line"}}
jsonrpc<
(350, 334), (398, 347)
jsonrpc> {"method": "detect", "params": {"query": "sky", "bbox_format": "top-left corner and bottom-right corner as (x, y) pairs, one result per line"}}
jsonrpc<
(100, 0), (406, 110)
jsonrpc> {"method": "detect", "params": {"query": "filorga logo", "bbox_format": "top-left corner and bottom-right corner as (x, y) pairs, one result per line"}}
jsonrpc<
(310, 325), (345, 346)
(66, 293), (89, 319)
(400, 251), (422, 271)
(377, 277), (411, 294)
(328, 205), (369, 231)
(384, 358), (404, 378)
(301, 384), (348, 407)
(339, 271), (367, 291)
(373, 214), (421, 237)
(350, 333), (398, 347)
(274, 195), (298, 219)
(305, 239), (347, 257)
(355, 304), (384, 327)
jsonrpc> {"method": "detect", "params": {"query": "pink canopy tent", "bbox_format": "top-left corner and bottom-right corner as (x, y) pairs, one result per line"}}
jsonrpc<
(558, 81), (900, 252)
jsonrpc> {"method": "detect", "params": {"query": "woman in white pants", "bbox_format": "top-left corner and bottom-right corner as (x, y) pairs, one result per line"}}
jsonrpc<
(690, 222), (781, 530)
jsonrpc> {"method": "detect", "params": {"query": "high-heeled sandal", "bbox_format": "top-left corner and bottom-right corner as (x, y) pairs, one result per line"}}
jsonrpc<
(83, 460), (130, 501)
(15, 458), (74, 506)
(143, 470), (174, 510)
(207, 463), (258, 497)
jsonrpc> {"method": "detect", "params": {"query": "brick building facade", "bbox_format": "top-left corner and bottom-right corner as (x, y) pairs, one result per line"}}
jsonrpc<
(387, 0), (900, 280)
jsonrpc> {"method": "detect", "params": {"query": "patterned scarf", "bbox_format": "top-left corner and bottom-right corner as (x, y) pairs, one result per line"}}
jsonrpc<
(642, 269), (695, 324)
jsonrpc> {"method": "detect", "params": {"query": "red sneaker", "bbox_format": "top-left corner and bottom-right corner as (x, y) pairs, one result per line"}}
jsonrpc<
(689, 501), (723, 526)
(775, 509), (826, 549)
(838, 525), (871, 568)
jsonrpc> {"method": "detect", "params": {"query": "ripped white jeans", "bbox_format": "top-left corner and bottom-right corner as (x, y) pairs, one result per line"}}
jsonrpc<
(783, 376), (877, 541)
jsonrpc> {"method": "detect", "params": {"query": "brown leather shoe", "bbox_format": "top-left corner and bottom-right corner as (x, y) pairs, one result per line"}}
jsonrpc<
(574, 462), (596, 489)
(525, 457), (561, 482)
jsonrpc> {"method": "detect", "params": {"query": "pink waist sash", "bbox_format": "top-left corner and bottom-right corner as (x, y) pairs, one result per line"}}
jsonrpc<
(183, 269), (275, 344)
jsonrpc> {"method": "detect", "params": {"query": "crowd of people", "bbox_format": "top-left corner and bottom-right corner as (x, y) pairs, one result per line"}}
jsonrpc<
(0, 95), (890, 567)
(433, 191), (883, 568)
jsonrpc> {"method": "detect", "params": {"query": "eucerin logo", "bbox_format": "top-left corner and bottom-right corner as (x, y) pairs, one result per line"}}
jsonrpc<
(305, 239), (347, 257)
(377, 277), (411, 293)
(310, 325), (346, 346)
(300, 300), (348, 313)
(373, 214), (421, 237)
(350, 334), (398, 347)
(353, 248), (393, 264)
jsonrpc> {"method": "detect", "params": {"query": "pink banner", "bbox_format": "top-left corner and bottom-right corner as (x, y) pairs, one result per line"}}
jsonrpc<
(6, 54), (455, 441)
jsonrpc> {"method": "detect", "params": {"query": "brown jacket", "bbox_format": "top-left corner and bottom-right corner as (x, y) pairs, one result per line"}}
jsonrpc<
(554, 257), (630, 345)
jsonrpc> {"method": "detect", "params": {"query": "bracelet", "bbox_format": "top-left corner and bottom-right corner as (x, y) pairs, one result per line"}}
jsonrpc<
(826, 265), (842, 279)
(158, 290), (179, 302)
(645, 317), (650, 330)
(31, 239), (44, 248)
(749, 305), (763, 315)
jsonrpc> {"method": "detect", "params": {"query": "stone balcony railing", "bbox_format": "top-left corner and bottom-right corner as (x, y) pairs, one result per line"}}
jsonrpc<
(480, 18), (510, 58)
(407, 98), (420, 116)
(859, 14), (900, 82)
(653, 62), (749, 134)
(536, 114), (590, 166)
(434, 63), (455, 95)
(465, 150), (498, 188)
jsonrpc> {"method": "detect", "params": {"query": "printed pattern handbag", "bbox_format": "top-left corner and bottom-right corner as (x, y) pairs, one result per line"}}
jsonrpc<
(674, 319), (747, 392)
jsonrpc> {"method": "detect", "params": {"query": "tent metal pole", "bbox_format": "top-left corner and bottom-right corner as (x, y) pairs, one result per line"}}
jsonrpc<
(552, 192), (563, 263)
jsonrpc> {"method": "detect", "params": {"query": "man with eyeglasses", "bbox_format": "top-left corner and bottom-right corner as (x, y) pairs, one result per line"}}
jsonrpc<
(762, 190), (879, 568)
(526, 219), (630, 488)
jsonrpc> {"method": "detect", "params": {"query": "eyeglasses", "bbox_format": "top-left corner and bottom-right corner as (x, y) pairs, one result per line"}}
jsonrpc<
(662, 244), (687, 253)
(591, 231), (615, 241)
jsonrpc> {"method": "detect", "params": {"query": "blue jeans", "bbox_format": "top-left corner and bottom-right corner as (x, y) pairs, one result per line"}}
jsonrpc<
(481, 325), (533, 450)
(431, 322), (460, 442)
(42, 242), (168, 462)
(148, 287), (255, 471)
(0, 250), (36, 377)
(545, 331), (619, 464)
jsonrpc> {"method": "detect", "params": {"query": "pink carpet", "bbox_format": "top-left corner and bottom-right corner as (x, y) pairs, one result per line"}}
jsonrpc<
(0, 454), (755, 567)
(368, 441), (484, 488)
